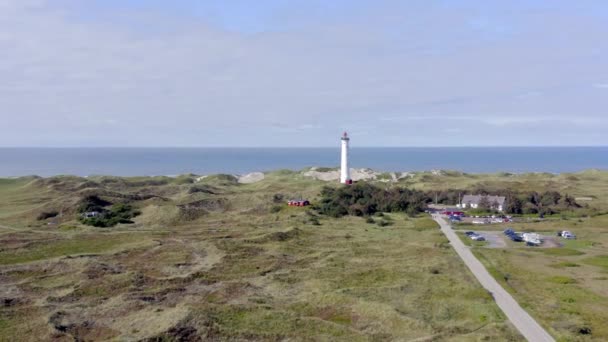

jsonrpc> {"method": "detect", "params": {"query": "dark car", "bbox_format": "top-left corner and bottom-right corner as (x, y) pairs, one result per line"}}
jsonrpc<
(503, 228), (515, 236)
(465, 231), (476, 237)
(471, 235), (486, 241)
(510, 234), (523, 242)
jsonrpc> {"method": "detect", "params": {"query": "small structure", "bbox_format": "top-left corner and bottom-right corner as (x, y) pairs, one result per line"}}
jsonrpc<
(288, 200), (310, 207)
(82, 211), (101, 218)
(458, 195), (506, 212)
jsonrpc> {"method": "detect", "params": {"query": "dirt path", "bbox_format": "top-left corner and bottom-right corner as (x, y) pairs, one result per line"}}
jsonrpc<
(433, 214), (555, 342)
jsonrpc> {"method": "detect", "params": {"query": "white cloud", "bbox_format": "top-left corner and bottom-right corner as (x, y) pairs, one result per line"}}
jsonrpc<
(0, 0), (607, 146)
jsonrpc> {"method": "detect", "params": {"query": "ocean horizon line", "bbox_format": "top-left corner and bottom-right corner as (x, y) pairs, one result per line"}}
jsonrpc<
(1, 145), (607, 149)
(2, 146), (607, 177)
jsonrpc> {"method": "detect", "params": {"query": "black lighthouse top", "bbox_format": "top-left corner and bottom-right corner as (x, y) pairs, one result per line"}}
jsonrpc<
(341, 131), (350, 141)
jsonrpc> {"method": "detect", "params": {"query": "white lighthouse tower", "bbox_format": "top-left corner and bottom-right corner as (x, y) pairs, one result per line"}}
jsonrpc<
(340, 132), (351, 184)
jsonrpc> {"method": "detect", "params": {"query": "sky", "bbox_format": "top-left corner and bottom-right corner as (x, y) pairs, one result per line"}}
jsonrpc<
(1, 0), (607, 147)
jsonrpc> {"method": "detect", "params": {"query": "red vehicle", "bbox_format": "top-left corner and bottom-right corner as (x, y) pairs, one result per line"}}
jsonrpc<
(288, 200), (310, 207)
(441, 211), (465, 217)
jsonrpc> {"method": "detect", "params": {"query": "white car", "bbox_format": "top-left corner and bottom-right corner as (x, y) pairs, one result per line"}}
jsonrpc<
(557, 230), (577, 239)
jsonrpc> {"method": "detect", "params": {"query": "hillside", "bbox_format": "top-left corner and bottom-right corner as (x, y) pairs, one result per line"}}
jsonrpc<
(1, 169), (608, 340)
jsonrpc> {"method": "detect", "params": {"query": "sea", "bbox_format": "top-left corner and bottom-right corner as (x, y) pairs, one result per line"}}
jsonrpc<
(0, 147), (606, 177)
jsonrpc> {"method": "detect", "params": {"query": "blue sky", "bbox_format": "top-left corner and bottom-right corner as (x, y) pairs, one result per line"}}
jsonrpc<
(1, 0), (607, 146)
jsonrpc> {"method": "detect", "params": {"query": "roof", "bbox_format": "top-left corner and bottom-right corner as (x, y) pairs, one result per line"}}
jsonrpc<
(462, 195), (506, 206)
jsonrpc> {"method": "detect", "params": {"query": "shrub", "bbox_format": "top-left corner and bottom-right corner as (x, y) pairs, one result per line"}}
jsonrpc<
(548, 276), (577, 284)
(37, 211), (59, 220)
(315, 167), (337, 172)
(272, 193), (284, 203)
(377, 220), (392, 227)
(78, 195), (111, 213)
(79, 203), (140, 228)
(317, 183), (430, 218)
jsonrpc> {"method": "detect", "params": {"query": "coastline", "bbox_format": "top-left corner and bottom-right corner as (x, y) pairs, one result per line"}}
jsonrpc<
(2, 167), (606, 182)
(1, 147), (608, 177)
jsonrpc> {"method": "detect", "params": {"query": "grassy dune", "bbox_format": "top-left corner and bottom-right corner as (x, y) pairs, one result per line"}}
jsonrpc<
(0, 171), (526, 340)
(3, 169), (608, 340)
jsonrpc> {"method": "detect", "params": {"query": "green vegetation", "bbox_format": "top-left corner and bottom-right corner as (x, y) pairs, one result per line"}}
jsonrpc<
(317, 183), (429, 217)
(468, 213), (608, 340)
(583, 255), (608, 269)
(78, 195), (140, 227)
(547, 275), (577, 284)
(3, 169), (608, 340)
(0, 233), (145, 265)
(0, 172), (524, 341)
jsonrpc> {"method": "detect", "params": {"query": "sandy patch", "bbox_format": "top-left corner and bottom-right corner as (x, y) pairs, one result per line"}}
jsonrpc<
(238, 172), (265, 184)
(110, 305), (189, 340)
(303, 168), (384, 182)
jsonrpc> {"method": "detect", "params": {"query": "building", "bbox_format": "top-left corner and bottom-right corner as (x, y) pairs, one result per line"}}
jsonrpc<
(340, 132), (352, 184)
(458, 195), (506, 212)
(82, 211), (101, 218)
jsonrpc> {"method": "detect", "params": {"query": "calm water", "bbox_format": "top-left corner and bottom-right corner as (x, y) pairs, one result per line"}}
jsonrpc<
(0, 147), (606, 177)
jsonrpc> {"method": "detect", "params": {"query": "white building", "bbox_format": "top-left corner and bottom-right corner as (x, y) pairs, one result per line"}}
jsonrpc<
(458, 195), (506, 212)
(340, 132), (351, 184)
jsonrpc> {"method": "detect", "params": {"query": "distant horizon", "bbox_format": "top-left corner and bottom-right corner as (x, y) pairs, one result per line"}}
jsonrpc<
(2, 146), (607, 177)
(1, 145), (608, 149)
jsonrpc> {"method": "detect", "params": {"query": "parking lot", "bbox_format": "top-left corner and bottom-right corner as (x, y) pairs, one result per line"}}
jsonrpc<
(461, 230), (563, 249)
(475, 231), (507, 248)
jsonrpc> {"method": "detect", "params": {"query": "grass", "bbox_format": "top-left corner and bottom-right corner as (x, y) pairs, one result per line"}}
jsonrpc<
(547, 275), (578, 284)
(533, 248), (585, 256)
(583, 255), (608, 269)
(551, 261), (580, 268)
(0, 174), (523, 341)
(4, 169), (608, 340)
(472, 214), (608, 341)
(0, 233), (148, 265)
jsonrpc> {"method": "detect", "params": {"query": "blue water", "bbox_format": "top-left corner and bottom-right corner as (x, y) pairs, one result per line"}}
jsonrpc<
(0, 147), (606, 177)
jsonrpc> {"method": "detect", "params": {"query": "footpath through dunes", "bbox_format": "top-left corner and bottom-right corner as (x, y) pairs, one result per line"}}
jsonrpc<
(433, 214), (555, 342)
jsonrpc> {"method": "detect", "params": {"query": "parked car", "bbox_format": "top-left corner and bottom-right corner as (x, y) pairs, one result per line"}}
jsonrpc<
(465, 231), (476, 237)
(509, 234), (523, 242)
(563, 232), (576, 239)
(523, 232), (542, 246)
(503, 228), (515, 236)
(471, 234), (486, 241)
(557, 230), (577, 239)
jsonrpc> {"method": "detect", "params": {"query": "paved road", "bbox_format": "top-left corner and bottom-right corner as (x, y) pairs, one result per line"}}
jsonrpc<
(432, 214), (555, 342)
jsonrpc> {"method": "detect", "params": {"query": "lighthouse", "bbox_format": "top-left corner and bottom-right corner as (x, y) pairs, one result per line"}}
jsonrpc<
(340, 132), (351, 184)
